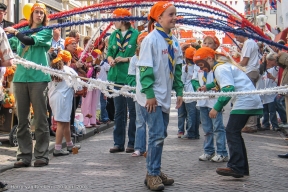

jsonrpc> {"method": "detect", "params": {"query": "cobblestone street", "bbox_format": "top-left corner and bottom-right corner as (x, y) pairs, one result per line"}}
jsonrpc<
(1, 105), (288, 191)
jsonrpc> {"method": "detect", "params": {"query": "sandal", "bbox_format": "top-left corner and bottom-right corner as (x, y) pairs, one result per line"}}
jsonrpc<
(132, 150), (141, 157)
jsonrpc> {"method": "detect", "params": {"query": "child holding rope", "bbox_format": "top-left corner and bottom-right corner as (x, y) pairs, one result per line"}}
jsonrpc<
(192, 35), (229, 162)
(193, 47), (262, 178)
(135, 2), (183, 191)
(48, 50), (81, 156)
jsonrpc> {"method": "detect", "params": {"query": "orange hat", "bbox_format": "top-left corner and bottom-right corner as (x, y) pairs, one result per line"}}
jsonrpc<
(64, 37), (76, 47)
(91, 49), (102, 58)
(113, 8), (131, 18)
(149, 1), (174, 22)
(52, 56), (62, 64)
(58, 50), (72, 63)
(203, 35), (220, 49)
(193, 47), (215, 63)
(31, 3), (47, 14)
(137, 32), (148, 44)
(185, 47), (196, 60)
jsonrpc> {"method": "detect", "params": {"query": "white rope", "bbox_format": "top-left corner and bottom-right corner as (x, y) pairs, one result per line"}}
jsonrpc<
(10, 55), (288, 102)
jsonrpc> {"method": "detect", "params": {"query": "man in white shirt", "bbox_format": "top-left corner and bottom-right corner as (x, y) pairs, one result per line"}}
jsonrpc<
(234, 28), (260, 133)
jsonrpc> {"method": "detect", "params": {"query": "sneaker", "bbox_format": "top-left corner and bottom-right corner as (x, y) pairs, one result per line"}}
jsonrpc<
(177, 132), (184, 138)
(0, 181), (8, 191)
(211, 155), (229, 162)
(181, 134), (199, 140)
(53, 149), (70, 157)
(145, 175), (164, 191)
(199, 153), (215, 161)
(67, 144), (81, 153)
(159, 172), (174, 185)
(279, 123), (288, 128)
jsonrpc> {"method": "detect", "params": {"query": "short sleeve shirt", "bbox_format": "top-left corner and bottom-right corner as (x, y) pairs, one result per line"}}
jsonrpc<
(135, 29), (182, 113)
(241, 39), (260, 73)
(214, 63), (262, 111)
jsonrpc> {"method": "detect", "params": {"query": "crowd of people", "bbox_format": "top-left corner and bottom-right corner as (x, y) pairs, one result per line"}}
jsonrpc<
(0, 1), (288, 191)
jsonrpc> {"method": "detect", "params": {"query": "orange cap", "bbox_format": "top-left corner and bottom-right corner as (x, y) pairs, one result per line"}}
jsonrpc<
(193, 47), (215, 63)
(31, 3), (47, 14)
(64, 37), (76, 47)
(91, 49), (102, 58)
(185, 47), (196, 60)
(137, 32), (148, 44)
(113, 8), (131, 18)
(149, 1), (174, 22)
(203, 35), (220, 49)
(58, 50), (72, 63)
(52, 56), (62, 64)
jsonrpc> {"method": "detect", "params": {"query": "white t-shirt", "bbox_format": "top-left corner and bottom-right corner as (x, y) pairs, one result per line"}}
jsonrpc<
(192, 66), (217, 108)
(241, 39), (260, 73)
(135, 29), (183, 113)
(98, 60), (110, 81)
(214, 63), (263, 111)
(128, 55), (138, 76)
(257, 67), (278, 104)
(182, 64), (195, 103)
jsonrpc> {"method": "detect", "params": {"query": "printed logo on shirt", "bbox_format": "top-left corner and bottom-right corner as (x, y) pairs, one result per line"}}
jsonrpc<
(128, 45), (132, 48)
(140, 66), (147, 72)
(113, 45), (116, 49)
(162, 48), (178, 55)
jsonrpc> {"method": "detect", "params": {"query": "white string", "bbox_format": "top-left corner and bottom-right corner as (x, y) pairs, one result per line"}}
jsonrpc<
(10, 55), (288, 102)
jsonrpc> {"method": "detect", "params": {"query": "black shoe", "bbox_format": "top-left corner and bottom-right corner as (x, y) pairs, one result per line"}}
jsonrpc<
(278, 153), (288, 158)
(14, 160), (31, 168)
(0, 181), (8, 191)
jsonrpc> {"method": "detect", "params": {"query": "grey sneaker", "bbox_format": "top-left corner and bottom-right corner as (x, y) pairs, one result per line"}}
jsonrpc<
(145, 175), (164, 191)
(67, 144), (81, 153)
(199, 153), (215, 161)
(53, 149), (69, 157)
(211, 155), (229, 162)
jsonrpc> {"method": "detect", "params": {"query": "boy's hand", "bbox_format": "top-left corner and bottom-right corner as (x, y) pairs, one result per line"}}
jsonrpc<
(209, 108), (218, 118)
(176, 96), (183, 109)
(145, 98), (158, 113)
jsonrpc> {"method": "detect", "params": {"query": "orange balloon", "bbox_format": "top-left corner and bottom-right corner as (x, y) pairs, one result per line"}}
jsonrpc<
(22, 3), (33, 20)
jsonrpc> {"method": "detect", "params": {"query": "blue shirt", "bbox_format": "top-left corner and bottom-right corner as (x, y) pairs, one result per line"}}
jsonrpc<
(51, 38), (65, 50)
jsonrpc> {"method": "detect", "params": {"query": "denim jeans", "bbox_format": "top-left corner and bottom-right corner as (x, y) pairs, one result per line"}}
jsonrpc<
(275, 95), (287, 124)
(262, 102), (279, 128)
(200, 107), (228, 156)
(100, 93), (110, 122)
(137, 106), (169, 176)
(178, 102), (187, 133)
(134, 102), (147, 153)
(185, 102), (200, 138)
(113, 94), (136, 149)
(226, 114), (250, 175)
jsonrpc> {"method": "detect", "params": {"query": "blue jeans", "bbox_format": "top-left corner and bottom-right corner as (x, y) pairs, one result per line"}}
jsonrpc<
(178, 102), (188, 133)
(275, 95), (287, 124)
(185, 102), (200, 138)
(134, 102), (147, 153)
(226, 114), (250, 175)
(262, 102), (279, 128)
(113, 94), (136, 149)
(200, 107), (228, 156)
(100, 93), (110, 122)
(137, 106), (169, 176)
